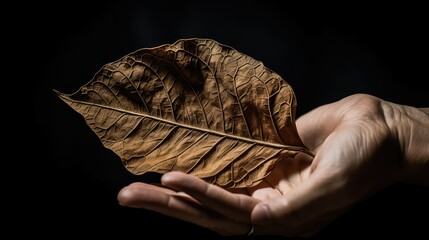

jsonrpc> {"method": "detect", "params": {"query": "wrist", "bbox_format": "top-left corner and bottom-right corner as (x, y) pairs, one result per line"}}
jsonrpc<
(381, 101), (429, 185)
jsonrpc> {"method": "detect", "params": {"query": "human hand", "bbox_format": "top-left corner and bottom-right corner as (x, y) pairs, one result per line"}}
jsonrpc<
(117, 152), (312, 236)
(117, 94), (429, 236)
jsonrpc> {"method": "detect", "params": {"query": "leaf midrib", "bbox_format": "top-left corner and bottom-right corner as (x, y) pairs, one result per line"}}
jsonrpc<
(58, 93), (310, 153)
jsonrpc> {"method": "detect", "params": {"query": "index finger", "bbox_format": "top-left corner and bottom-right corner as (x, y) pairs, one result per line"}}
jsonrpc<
(161, 171), (260, 223)
(117, 182), (251, 236)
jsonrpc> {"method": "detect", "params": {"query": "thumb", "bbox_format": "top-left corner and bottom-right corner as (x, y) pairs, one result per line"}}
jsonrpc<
(251, 171), (346, 229)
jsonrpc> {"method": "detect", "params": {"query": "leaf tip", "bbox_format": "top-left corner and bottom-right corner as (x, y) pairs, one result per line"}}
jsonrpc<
(52, 89), (72, 104)
(52, 88), (63, 95)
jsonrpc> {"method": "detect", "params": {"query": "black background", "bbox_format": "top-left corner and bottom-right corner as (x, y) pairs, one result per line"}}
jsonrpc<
(27, 1), (428, 238)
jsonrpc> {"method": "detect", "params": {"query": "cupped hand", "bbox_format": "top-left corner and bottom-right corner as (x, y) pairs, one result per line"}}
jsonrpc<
(118, 94), (417, 237)
(117, 151), (313, 236)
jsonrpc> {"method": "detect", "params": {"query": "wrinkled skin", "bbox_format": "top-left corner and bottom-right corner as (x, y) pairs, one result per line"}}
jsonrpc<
(118, 94), (429, 237)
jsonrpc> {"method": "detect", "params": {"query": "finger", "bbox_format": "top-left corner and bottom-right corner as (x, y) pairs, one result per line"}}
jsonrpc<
(292, 203), (353, 237)
(118, 182), (196, 206)
(286, 201), (355, 237)
(249, 200), (349, 237)
(118, 182), (251, 236)
(251, 169), (346, 229)
(161, 171), (260, 222)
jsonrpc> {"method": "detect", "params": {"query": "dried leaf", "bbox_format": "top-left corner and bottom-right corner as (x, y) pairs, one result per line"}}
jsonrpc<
(55, 38), (312, 188)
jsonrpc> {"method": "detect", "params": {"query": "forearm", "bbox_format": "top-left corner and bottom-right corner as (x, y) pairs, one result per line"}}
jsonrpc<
(381, 101), (429, 185)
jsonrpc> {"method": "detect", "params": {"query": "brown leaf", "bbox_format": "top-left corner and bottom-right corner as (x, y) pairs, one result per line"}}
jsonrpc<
(54, 38), (312, 188)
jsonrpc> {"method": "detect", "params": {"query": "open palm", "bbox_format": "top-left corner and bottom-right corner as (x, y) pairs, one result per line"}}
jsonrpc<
(118, 94), (406, 237)
(117, 152), (313, 236)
